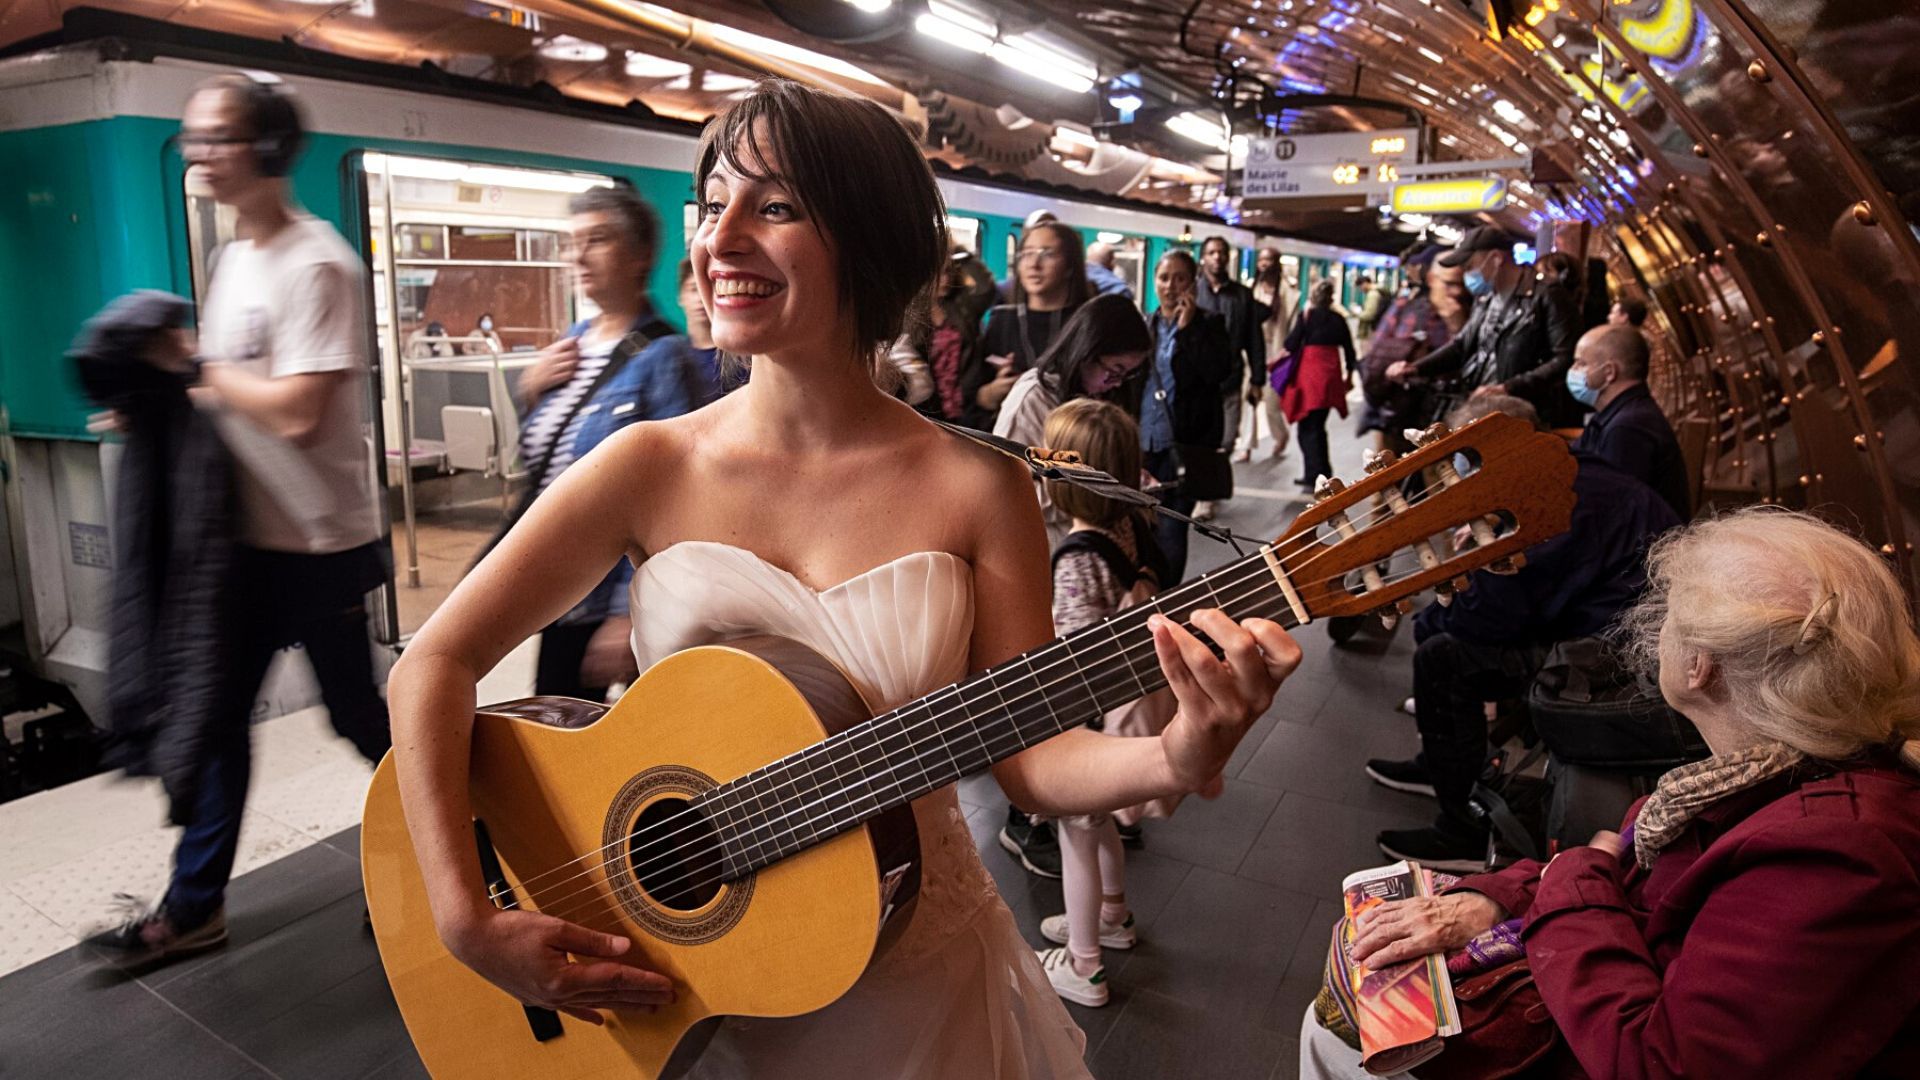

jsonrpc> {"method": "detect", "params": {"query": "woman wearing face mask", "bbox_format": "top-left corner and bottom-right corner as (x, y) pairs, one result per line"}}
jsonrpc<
(467, 311), (504, 355)
(963, 222), (1091, 430)
(992, 293), (1151, 547)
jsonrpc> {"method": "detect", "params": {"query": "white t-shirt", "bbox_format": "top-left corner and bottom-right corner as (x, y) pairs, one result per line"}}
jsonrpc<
(200, 215), (382, 554)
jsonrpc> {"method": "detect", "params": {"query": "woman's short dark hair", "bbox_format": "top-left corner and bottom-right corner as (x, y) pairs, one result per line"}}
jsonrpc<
(1615, 297), (1649, 326)
(569, 185), (660, 286)
(1035, 294), (1151, 402)
(1012, 223), (1091, 310)
(695, 79), (948, 359)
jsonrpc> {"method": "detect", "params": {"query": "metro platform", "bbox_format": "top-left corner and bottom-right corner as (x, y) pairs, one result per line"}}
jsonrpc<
(0, 422), (1427, 1080)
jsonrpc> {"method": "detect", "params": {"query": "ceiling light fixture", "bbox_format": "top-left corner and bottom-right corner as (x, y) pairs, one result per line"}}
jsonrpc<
(708, 23), (887, 85)
(916, 0), (996, 53)
(537, 35), (607, 62)
(625, 52), (692, 79)
(1164, 111), (1230, 151)
(990, 32), (1098, 93)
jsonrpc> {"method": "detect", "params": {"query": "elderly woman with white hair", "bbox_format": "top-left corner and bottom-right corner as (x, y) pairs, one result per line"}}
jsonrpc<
(1303, 508), (1920, 1078)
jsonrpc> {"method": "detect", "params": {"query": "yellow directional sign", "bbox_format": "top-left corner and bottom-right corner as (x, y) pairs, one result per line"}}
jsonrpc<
(1391, 178), (1509, 214)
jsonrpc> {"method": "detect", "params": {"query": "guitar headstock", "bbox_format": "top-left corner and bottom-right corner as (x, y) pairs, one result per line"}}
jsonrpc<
(1273, 413), (1577, 623)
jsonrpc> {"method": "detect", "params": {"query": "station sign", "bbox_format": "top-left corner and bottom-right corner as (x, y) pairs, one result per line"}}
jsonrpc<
(1390, 177), (1509, 214)
(1242, 127), (1418, 200)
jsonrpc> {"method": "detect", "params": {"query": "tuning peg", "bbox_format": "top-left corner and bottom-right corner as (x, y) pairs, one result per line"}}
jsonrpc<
(1313, 475), (1347, 501)
(1363, 448), (1399, 474)
(1452, 575), (1471, 593)
(1405, 422), (1451, 449)
(1395, 598), (1415, 614)
(1487, 553), (1527, 575)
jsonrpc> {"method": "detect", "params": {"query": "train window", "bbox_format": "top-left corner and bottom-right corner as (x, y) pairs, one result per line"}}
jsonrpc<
(355, 151), (615, 637)
(947, 216), (982, 256)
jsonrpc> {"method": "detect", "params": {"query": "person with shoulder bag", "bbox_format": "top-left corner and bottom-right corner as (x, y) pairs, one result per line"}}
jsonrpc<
(506, 186), (714, 702)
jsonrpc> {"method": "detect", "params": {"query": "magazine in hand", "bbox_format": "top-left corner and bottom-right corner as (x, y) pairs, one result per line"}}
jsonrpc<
(1338, 860), (1463, 1075)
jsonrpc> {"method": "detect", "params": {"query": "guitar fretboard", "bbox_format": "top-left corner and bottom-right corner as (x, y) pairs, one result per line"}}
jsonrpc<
(696, 545), (1299, 881)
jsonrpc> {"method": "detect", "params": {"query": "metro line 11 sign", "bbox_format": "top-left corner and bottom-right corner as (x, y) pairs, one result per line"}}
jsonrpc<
(1241, 127), (1418, 200)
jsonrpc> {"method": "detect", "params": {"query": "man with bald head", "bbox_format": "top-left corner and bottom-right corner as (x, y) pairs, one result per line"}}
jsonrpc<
(1084, 240), (1134, 299)
(1568, 324), (1690, 519)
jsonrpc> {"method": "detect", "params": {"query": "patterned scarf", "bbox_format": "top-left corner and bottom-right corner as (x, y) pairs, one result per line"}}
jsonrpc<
(1631, 740), (1807, 869)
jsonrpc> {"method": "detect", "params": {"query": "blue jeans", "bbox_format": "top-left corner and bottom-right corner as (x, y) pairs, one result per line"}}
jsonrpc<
(164, 543), (389, 925)
(1144, 448), (1195, 584)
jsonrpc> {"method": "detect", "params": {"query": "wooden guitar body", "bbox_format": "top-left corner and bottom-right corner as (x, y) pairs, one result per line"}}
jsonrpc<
(362, 637), (921, 1079)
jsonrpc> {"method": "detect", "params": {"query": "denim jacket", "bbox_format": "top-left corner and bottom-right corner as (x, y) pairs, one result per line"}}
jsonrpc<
(527, 309), (715, 624)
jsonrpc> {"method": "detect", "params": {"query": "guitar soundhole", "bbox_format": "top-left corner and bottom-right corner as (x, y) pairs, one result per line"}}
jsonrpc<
(627, 797), (723, 912)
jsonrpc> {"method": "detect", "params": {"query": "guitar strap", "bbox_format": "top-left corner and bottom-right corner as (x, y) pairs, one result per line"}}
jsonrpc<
(929, 420), (1254, 551)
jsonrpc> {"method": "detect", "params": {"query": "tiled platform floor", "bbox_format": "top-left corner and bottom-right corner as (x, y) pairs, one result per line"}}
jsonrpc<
(0, 418), (1438, 1079)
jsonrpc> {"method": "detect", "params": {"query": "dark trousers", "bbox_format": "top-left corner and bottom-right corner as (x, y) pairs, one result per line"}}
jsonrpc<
(1144, 448), (1195, 584)
(165, 543), (390, 925)
(1412, 631), (1547, 830)
(535, 620), (611, 702)
(1297, 408), (1332, 487)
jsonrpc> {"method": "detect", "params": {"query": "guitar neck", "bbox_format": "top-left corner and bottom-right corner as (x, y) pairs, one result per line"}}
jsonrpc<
(702, 545), (1299, 880)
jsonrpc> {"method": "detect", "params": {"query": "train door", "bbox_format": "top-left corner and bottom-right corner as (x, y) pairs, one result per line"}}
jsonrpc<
(355, 153), (612, 639)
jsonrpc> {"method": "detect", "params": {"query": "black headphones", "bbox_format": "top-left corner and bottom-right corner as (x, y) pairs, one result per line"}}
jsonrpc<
(235, 70), (306, 178)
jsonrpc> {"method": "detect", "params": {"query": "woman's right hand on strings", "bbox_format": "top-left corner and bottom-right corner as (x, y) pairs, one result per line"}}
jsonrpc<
(444, 907), (676, 1025)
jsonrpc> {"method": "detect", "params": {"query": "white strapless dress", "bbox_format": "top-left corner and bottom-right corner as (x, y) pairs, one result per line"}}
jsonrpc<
(630, 541), (1092, 1079)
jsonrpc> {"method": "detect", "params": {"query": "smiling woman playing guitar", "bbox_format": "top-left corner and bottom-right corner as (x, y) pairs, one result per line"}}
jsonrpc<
(384, 80), (1302, 1077)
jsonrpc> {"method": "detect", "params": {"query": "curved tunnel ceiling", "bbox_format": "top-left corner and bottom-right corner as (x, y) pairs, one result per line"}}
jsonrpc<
(2, 0), (1916, 598)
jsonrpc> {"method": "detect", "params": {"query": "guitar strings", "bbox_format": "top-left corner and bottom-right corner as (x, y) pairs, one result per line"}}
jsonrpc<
(493, 472), (1450, 909)
(517, 498), (1476, 922)
(535, 552), (1462, 929)
(532, 536), (1480, 926)
(505, 474), (1479, 919)
(501, 470), (1481, 917)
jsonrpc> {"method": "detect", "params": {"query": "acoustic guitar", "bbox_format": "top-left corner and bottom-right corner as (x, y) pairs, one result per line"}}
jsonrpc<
(362, 413), (1577, 1078)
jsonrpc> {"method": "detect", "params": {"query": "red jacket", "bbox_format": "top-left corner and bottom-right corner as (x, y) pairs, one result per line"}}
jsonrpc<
(1454, 757), (1920, 1078)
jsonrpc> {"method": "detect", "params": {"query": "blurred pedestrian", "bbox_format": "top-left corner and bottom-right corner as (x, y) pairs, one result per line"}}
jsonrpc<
(1278, 278), (1356, 490)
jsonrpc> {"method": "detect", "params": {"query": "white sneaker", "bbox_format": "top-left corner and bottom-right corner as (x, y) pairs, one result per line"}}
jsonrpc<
(1040, 912), (1137, 950)
(1037, 947), (1109, 1007)
(1193, 500), (1217, 521)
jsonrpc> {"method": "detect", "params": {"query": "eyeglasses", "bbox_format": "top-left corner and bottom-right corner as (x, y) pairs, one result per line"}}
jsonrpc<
(1089, 356), (1139, 384)
(1016, 247), (1062, 266)
(175, 134), (254, 155)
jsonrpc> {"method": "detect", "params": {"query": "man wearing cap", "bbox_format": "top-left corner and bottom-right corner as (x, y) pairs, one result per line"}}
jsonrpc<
(1385, 226), (1580, 427)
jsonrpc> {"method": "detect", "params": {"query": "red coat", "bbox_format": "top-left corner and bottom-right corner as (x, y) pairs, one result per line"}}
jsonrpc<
(1455, 757), (1920, 1078)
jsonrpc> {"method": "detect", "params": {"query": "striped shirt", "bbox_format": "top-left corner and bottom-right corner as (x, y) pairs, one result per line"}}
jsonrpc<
(519, 335), (617, 489)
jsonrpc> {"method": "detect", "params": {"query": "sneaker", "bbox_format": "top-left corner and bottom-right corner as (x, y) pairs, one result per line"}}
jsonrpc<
(1036, 947), (1109, 1007)
(1365, 756), (1436, 798)
(86, 896), (228, 967)
(1040, 912), (1137, 951)
(1376, 824), (1490, 874)
(1115, 820), (1143, 847)
(1192, 500), (1217, 522)
(1232, 448), (1252, 463)
(998, 819), (1063, 879)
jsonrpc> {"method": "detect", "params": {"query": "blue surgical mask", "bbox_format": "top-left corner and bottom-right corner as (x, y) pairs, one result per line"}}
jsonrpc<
(1463, 269), (1493, 298)
(479, 317), (494, 331)
(1566, 366), (1601, 407)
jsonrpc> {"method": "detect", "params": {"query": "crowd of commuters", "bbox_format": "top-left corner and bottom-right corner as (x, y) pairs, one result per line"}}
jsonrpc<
(63, 67), (1920, 1078)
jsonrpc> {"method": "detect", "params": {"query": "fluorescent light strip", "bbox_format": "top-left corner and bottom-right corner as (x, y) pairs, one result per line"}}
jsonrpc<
(708, 23), (886, 85)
